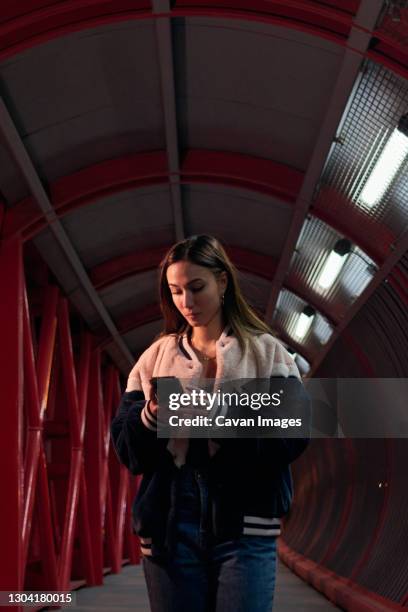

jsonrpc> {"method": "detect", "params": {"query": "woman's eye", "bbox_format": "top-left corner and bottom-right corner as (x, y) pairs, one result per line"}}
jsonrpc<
(170, 286), (204, 295)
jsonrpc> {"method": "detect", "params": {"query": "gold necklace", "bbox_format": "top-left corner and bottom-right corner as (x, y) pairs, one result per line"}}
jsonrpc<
(190, 339), (216, 361)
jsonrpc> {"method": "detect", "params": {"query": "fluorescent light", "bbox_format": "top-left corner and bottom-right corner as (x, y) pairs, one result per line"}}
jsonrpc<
(295, 313), (313, 339)
(318, 239), (351, 290)
(318, 251), (346, 289)
(359, 127), (408, 207)
(294, 307), (315, 340)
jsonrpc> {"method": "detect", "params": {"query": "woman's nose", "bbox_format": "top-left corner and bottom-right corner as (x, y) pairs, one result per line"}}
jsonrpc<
(182, 291), (194, 309)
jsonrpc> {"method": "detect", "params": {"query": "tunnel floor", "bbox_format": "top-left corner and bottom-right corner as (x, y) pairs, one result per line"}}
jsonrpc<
(68, 558), (340, 611)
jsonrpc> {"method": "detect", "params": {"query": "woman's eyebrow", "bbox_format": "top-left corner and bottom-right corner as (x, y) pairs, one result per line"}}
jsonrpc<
(168, 278), (204, 287)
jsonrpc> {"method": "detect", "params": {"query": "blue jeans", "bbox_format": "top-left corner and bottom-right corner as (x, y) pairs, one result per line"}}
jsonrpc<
(142, 464), (277, 612)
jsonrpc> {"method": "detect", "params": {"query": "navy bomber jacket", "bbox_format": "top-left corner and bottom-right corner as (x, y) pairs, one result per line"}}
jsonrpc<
(111, 326), (311, 558)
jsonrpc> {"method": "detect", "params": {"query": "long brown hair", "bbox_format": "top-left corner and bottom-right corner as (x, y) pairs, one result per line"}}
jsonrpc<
(156, 234), (272, 353)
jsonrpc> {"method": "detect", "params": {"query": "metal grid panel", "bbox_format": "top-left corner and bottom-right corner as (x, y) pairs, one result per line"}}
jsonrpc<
(288, 217), (377, 322)
(274, 289), (334, 359)
(274, 289), (306, 338)
(313, 315), (333, 345)
(314, 61), (408, 258)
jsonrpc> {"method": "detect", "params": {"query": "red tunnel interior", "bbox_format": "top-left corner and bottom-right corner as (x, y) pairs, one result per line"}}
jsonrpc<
(1, 0), (408, 610)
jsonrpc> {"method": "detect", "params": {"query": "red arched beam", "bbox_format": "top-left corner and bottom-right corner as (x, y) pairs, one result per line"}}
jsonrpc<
(89, 243), (338, 334)
(367, 46), (408, 82)
(306, 0), (359, 14)
(173, 1), (353, 43)
(225, 245), (278, 280)
(91, 246), (170, 289)
(369, 10), (408, 81)
(180, 150), (303, 204)
(0, 0), (355, 63)
(3, 152), (169, 240)
(312, 186), (396, 266)
(6, 151), (392, 281)
(2, 2), (406, 83)
(0, 1), (151, 61)
(91, 246), (280, 341)
(4, 151), (303, 240)
(90, 244), (337, 352)
(91, 244), (279, 290)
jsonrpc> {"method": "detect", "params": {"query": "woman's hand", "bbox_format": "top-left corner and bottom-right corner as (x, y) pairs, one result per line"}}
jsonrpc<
(148, 380), (159, 416)
(147, 381), (208, 422)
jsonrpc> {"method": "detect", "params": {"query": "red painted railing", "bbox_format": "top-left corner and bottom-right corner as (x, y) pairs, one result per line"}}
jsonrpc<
(0, 235), (139, 611)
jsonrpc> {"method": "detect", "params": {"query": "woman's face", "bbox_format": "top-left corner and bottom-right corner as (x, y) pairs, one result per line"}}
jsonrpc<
(166, 261), (227, 327)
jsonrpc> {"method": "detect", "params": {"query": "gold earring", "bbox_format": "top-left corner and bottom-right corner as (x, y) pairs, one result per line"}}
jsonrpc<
(221, 294), (225, 305)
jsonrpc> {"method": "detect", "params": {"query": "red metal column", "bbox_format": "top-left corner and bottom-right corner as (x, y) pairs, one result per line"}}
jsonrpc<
(23, 285), (59, 592)
(104, 366), (131, 572)
(0, 235), (138, 595)
(85, 348), (104, 584)
(0, 236), (24, 606)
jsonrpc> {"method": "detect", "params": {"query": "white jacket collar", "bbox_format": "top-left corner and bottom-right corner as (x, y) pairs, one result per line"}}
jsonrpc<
(180, 324), (232, 360)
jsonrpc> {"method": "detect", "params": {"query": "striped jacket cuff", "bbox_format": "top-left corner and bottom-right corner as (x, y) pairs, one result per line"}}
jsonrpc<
(141, 400), (158, 431)
(243, 515), (281, 536)
(140, 536), (152, 556)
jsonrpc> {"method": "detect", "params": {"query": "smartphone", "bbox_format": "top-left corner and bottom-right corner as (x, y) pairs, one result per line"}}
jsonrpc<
(150, 376), (184, 402)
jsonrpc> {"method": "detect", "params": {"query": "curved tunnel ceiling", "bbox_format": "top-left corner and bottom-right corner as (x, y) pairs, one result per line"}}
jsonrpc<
(0, 0), (407, 376)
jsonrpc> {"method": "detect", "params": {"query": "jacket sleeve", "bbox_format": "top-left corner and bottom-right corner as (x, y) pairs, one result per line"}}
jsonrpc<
(211, 376), (311, 468)
(110, 353), (169, 475)
(261, 339), (311, 466)
(255, 375), (311, 466)
(110, 390), (170, 475)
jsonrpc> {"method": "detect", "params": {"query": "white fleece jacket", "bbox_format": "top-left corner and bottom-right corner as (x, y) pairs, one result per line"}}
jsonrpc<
(126, 325), (300, 466)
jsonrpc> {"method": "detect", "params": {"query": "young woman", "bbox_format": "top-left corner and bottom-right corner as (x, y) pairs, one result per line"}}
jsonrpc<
(111, 234), (310, 612)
